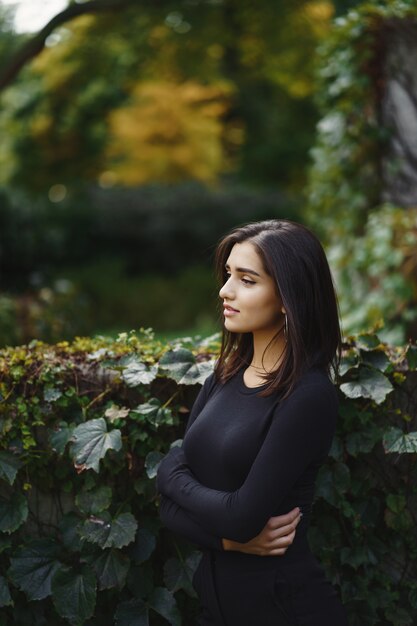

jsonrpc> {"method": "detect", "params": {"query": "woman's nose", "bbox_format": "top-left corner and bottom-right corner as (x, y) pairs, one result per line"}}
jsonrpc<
(219, 277), (234, 300)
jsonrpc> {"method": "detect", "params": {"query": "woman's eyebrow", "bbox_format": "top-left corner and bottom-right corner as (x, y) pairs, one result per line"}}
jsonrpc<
(225, 263), (261, 277)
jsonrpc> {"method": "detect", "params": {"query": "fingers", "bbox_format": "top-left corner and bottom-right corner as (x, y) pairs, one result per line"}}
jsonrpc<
(266, 507), (301, 530)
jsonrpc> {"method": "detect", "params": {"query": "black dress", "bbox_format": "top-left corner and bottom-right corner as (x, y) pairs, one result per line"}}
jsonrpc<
(157, 367), (348, 626)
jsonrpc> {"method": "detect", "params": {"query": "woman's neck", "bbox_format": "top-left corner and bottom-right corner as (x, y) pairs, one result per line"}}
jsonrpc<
(250, 327), (286, 373)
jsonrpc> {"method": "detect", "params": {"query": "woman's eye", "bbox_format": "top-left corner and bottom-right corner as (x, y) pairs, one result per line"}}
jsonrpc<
(242, 278), (255, 285)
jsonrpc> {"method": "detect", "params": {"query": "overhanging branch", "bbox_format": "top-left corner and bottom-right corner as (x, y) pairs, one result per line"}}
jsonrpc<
(0, 0), (135, 92)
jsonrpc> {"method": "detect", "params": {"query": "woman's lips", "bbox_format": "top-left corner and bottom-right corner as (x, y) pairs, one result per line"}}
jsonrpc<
(223, 305), (239, 316)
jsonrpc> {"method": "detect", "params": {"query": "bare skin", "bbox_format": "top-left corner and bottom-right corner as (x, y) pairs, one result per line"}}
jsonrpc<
(219, 241), (299, 556)
(222, 507), (302, 556)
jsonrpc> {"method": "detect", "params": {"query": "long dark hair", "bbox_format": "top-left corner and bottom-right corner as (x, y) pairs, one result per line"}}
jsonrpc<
(214, 219), (342, 398)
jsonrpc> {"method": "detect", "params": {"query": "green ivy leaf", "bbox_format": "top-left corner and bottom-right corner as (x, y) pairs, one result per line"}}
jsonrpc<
(70, 418), (122, 472)
(345, 427), (381, 457)
(115, 598), (149, 626)
(43, 387), (63, 403)
(130, 528), (156, 565)
(384, 606), (413, 626)
(0, 575), (13, 607)
(0, 493), (28, 534)
(0, 535), (12, 554)
(159, 349), (214, 385)
(144, 451), (163, 479)
(149, 587), (181, 626)
(59, 513), (85, 553)
(80, 512), (138, 549)
(339, 351), (358, 376)
(340, 545), (378, 569)
(361, 349), (390, 372)
(49, 422), (75, 455)
(75, 486), (112, 515)
(164, 551), (201, 597)
(131, 399), (173, 429)
(315, 463), (350, 506)
(51, 564), (96, 625)
(122, 357), (158, 387)
(383, 428), (417, 453)
(8, 539), (61, 601)
(340, 366), (393, 404)
(83, 548), (130, 590)
(405, 344), (417, 370)
(355, 333), (381, 351)
(386, 494), (406, 513)
(0, 450), (22, 485)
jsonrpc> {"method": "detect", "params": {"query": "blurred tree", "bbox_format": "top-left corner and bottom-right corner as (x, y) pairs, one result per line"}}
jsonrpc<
(0, 0), (340, 192)
(107, 81), (233, 184)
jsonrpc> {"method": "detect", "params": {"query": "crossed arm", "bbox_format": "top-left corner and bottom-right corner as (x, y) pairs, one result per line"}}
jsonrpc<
(157, 379), (335, 552)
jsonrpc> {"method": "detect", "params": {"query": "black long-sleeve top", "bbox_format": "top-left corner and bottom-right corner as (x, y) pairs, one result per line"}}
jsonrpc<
(157, 366), (338, 551)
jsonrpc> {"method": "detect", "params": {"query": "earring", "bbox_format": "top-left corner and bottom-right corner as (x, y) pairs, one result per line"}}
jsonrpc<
(283, 312), (288, 341)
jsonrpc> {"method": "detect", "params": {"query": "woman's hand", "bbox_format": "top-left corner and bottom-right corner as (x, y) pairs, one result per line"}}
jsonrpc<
(222, 507), (302, 556)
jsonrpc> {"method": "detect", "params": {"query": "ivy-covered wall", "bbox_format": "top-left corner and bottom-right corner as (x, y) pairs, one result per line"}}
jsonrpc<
(0, 329), (416, 626)
(307, 0), (417, 343)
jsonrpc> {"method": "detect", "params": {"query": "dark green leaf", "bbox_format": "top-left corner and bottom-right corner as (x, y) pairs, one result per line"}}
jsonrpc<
(49, 422), (75, 455)
(383, 428), (417, 453)
(131, 399), (173, 429)
(0, 451), (22, 485)
(0, 535), (12, 553)
(409, 587), (417, 610)
(340, 366), (393, 404)
(75, 486), (112, 515)
(149, 587), (181, 626)
(340, 546), (378, 569)
(346, 427), (380, 457)
(70, 418), (122, 472)
(145, 451), (163, 479)
(355, 333), (381, 351)
(361, 349), (390, 372)
(84, 548), (130, 590)
(131, 528), (156, 565)
(8, 539), (61, 601)
(80, 512), (137, 549)
(315, 463), (350, 506)
(115, 598), (149, 626)
(126, 563), (154, 599)
(0, 493), (28, 534)
(0, 575), (13, 607)
(384, 607), (413, 626)
(159, 349), (214, 385)
(405, 344), (417, 370)
(339, 351), (358, 376)
(122, 357), (158, 387)
(51, 564), (96, 625)
(59, 513), (84, 552)
(386, 494), (406, 513)
(164, 551), (201, 597)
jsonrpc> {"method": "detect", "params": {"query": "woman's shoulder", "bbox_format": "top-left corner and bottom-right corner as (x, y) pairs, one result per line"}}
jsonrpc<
(291, 367), (338, 403)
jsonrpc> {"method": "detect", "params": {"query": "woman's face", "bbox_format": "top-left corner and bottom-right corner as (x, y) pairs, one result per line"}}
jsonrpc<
(219, 241), (284, 335)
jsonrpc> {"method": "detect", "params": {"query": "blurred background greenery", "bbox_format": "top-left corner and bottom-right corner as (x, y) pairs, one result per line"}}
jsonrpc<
(0, 0), (416, 346)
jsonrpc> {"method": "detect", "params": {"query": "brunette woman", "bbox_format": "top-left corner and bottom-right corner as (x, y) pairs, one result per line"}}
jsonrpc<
(157, 219), (348, 625)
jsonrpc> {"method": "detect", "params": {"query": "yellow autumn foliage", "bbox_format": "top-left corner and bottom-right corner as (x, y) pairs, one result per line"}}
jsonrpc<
(106, 80), (234, 185)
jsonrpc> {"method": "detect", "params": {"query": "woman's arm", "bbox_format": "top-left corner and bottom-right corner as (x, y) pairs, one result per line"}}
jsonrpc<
(160, 494), (301, 555)
(159, 494), (223, 550)
(157, 381), (337, 543)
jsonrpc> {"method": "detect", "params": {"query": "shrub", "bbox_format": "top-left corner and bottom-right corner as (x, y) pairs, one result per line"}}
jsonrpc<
(0, 329), (416, 625)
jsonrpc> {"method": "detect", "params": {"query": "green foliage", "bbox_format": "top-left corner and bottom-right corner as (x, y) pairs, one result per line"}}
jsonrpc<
(0, 328), (416, 624)
(307, 1), (417, 342)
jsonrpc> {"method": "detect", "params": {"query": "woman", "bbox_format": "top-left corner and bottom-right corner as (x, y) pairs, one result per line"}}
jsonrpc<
(157, 219), (348, 626)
